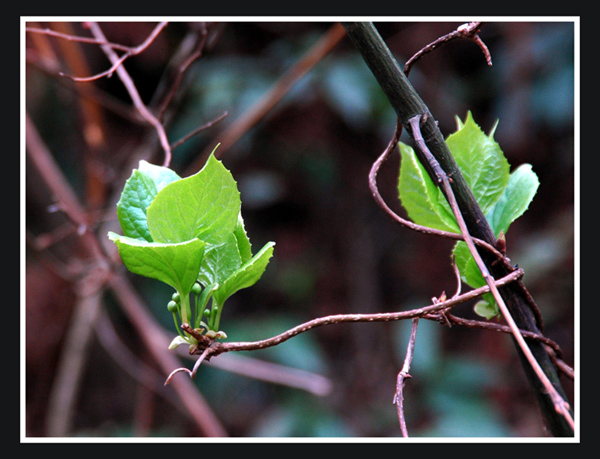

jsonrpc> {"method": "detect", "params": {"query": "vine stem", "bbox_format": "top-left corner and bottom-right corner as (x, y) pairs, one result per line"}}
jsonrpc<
(407, 114), (574, 431)
(393, 318), (419, 437)
(165, 268), (524, 382)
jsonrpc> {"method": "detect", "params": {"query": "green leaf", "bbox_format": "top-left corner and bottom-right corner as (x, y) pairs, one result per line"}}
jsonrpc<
(233, 213), (253, 263)
(138, 160), (181, 192)
(146, 154), (241, 244)
(108, 232), (206, 296)
(452, 164), (539, 291)
(198, 233), (244, 288)
(397, 112), (510, 234)
(397, 142), (459, 233)
(116, 170), (157, 242)
(473, 297), (499, 320)
(109, 153), (276, 337)
(213, 241), (275, 306)
(446, 112), (510, 214)
(485, 164), (539, 236)
(115, 161), (181, 242)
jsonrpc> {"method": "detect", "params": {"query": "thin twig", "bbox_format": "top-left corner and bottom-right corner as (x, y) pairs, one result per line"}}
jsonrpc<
(53, 22), (169, 82)
(404, 21), (492, 77)
(170, 111), (228, 151)
(442, 313), (568, 369)
(26, 25), (134, 52)
(407, 114), (574, 431)
(393, 318), (419, 437)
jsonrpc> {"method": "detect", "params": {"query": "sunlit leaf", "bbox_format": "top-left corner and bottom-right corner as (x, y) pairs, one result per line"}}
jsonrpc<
(147, 154), (241, 245)
(108, 232), (205, 296)
(397, 142), (459, 233)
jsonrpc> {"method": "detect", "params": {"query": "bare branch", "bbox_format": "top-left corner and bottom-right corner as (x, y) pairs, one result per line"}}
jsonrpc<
(26, 24), (134, 53)
(44, 22), (169, 82)
(404, 21), (492, 77)
(170, 111), (229, 151)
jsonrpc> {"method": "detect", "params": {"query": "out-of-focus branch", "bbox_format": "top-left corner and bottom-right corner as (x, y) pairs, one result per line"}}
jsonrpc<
(86, 22), (173, 167)
(190, 22), (346, 173)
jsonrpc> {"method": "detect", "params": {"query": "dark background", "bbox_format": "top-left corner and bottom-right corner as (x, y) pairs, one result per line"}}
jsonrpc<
(24, 20), (576, 438)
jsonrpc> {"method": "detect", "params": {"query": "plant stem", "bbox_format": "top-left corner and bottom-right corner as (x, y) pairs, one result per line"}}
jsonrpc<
(341, 21), (573, 436)
(179, 292), (191, 329)
(210, 301), (224, 332)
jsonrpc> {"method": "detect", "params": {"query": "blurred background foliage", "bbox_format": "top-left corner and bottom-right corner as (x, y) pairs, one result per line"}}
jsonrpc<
(24, 20), (575, 438)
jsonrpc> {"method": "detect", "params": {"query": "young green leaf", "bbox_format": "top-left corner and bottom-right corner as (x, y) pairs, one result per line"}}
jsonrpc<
(473, 297), (500, 320)
(445, 112), (510, 215)
(109, 152), (275, 338)
(116, 161), (181, 242)
(197, 233), (244, 288)
(397, 142), (459, 233)
(485, 164), (539, 237)
(108, 232), (206, 296)
(116, 170), (158, 242)
(452, 240), (484, 288)
(146, 154), (241, 245)
(138, 160), (181, 192)
(397, 112), (511, 234)
(452, 164), (539, 290)
(233, 213), (253, 263)
(212, 241), (275, 306)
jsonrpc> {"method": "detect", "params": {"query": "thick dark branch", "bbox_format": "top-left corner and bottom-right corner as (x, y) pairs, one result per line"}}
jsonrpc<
(341, 22), (494, 245)
(341, 22), (573, 437)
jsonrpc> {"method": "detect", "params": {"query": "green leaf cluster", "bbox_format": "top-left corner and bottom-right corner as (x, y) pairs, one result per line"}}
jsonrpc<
(108, 151), (275, 347)
(397, 112), (539, 318)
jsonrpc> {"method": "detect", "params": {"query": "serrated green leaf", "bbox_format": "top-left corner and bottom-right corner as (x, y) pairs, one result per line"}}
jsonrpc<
(233, 213), (253, 263)
(146, 154), (241, 245)
(397, 142), (459, 233)
(446, 112), (509, 214)
(108, 232), (205, 296)
(396, 112), (539, 320)
(485, 164), (539, 236)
